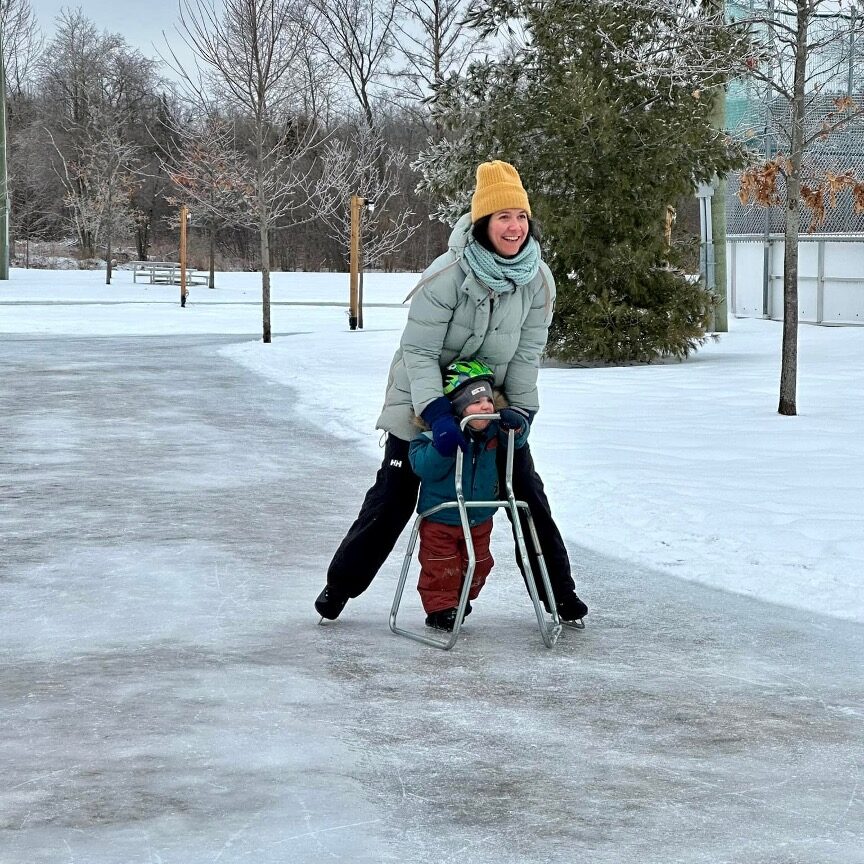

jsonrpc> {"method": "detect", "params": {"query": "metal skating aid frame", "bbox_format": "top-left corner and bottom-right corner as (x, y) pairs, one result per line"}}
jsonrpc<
(389, 414), (563, 651)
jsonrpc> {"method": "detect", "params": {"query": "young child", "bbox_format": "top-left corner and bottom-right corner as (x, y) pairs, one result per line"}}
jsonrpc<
(408, 360), (530, 631)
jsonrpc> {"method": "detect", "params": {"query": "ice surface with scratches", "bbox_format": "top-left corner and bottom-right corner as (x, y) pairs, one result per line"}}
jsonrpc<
(2, 266), (862, 624)
(1, 268), (862, 863)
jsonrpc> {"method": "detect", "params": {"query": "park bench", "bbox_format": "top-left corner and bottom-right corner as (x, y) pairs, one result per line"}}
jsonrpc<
(130, 261), (209, 286)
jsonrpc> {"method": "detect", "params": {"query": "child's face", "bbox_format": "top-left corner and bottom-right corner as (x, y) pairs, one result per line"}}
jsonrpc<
(462, 396), (495, 430)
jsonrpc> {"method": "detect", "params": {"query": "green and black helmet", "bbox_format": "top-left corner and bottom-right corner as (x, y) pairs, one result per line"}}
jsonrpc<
(443, 359), (495, 415)
(443, 359), (495, 396)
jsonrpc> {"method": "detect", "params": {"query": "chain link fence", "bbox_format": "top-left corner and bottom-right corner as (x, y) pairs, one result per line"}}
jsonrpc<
(726, 0), (864, 235)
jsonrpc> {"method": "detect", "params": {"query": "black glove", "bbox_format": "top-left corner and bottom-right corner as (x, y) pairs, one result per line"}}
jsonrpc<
(498, 406), (530, 433)
(421, 396), (466, 457)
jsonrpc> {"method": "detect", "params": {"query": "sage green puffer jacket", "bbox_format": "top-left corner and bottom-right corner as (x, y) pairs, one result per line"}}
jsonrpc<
(376, 213), (556, 442)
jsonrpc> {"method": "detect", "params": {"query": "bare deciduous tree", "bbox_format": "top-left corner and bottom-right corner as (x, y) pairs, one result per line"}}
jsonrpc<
(36, 9), (162, 261)
(389, 0), (486, 126)
(174, 0), (319, 342)
(48, 112), (139, 276)
(309, 0), (400, 128)
(161, 113), (254, 288)
(315, 123), (419, 268)
(8, 124), (56, 266)
(128, 93), (192, 263)
(734, 0), (864, 415)
(293, 34), (346, 126)
(38, 8), (158, 127)
(0, 0), (41, 96)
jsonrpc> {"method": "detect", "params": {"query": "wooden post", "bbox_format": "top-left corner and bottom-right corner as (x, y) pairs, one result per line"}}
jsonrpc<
(348, 195), (362, 330)
(358, 216), (364, 330)
(179, 204), (188, 307)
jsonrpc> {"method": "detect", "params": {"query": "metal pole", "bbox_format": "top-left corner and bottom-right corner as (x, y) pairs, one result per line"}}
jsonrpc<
(697, 182), (720, 329)
(0, 30), (10, 280)
(179, 204), (188, 307)
(816, 239), (825, 324)
(762, 0), (775, 318)
(705, 194), (716, 297)
(348, 195), (361, 330)
(708, 0), (728, 331)
(729, 239), (737, 315)
(712, 173), (729, 332)
(709, 82), (728, 331)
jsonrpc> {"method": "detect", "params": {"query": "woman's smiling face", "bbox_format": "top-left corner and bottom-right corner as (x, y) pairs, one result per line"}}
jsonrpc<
(487, 209), (530, 257)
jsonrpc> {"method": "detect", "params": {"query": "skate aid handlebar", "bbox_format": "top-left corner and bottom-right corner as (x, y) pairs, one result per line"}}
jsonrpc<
(458, 413), (499, 431)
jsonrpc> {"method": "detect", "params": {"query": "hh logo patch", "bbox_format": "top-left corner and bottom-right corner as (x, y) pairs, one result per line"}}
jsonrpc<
(389, 459), (403, 468)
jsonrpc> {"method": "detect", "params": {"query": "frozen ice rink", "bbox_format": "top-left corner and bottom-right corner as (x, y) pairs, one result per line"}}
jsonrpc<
(1, 333), (862, 864)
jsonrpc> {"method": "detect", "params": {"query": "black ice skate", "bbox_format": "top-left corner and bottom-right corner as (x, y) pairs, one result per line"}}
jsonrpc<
(555, 594), (587, 629)
(315, 585), (349, 623)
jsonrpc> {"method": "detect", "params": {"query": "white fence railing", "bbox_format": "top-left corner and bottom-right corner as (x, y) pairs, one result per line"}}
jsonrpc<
(727, 234), (864, 325)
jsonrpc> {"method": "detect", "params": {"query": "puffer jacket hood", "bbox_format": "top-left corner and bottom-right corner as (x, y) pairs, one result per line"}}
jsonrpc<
(447, 213), (473, 261)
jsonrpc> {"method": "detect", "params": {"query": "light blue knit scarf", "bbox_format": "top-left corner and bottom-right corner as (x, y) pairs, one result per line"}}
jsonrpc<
(462, 235), (541, 294)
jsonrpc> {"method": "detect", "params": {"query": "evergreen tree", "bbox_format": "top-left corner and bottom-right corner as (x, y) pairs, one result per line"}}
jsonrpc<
(415, 0), (748, 363)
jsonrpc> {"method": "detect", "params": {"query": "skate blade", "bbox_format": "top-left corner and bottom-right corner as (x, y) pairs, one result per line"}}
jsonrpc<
(561, 618), (585, 630)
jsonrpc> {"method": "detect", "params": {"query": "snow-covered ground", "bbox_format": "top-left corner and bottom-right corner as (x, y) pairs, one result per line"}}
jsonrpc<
(3, 266), (861, 624)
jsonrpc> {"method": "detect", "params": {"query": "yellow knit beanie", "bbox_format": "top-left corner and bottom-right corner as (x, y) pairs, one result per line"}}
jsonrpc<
(470, 160), (531, 223)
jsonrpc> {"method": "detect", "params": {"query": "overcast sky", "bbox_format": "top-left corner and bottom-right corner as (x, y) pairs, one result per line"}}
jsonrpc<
(31, 0), (184, 58)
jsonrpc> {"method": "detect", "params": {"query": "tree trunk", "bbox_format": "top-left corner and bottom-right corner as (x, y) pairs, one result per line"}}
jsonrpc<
(256, 117), (272, 343)
(260, 222), (272, 343)
(778, 0), (810, 418)
(779, 176), (799, 416)
(105, 188), (113, 285)
(136, 210), (152, 261)
(81, 228), (94, 260)
(209, 222), (216, 289)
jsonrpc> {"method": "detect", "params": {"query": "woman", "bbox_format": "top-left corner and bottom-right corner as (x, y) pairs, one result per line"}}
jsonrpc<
(316, 160), (588, 625)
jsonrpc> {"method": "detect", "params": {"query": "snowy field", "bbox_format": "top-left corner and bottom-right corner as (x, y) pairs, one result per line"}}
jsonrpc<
(2, 266), (862, 624)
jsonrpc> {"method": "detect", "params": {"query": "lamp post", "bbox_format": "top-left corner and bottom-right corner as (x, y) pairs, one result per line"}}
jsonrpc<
(697, 181), (717, 330)
(348, 195), (374, 330)
(0, 29), (10, 281)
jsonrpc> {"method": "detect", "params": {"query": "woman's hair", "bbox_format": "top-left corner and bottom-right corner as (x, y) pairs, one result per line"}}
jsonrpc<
(471, 214), (541, 256)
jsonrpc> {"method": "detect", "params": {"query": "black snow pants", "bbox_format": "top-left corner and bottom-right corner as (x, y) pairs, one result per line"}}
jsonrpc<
(326, 434), (576, 607)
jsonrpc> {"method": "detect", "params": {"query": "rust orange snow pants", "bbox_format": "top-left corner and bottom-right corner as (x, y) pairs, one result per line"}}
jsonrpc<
(417, 519), (494, 613)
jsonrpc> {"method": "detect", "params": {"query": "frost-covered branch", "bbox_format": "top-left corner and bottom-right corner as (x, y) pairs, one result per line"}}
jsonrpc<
(47, 113), (140, 262)
(314, 123), (419, 266)
(308, 0), (400, 128)
(0, 0), (42, 94)
(590, 0), (752, 88)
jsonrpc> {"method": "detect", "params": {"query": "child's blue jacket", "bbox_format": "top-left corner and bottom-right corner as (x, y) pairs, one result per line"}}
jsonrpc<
(408, 420), (529, 526)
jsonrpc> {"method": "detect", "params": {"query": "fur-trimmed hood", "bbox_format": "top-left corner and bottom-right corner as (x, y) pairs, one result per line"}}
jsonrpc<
(411, 389), (510, 432)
